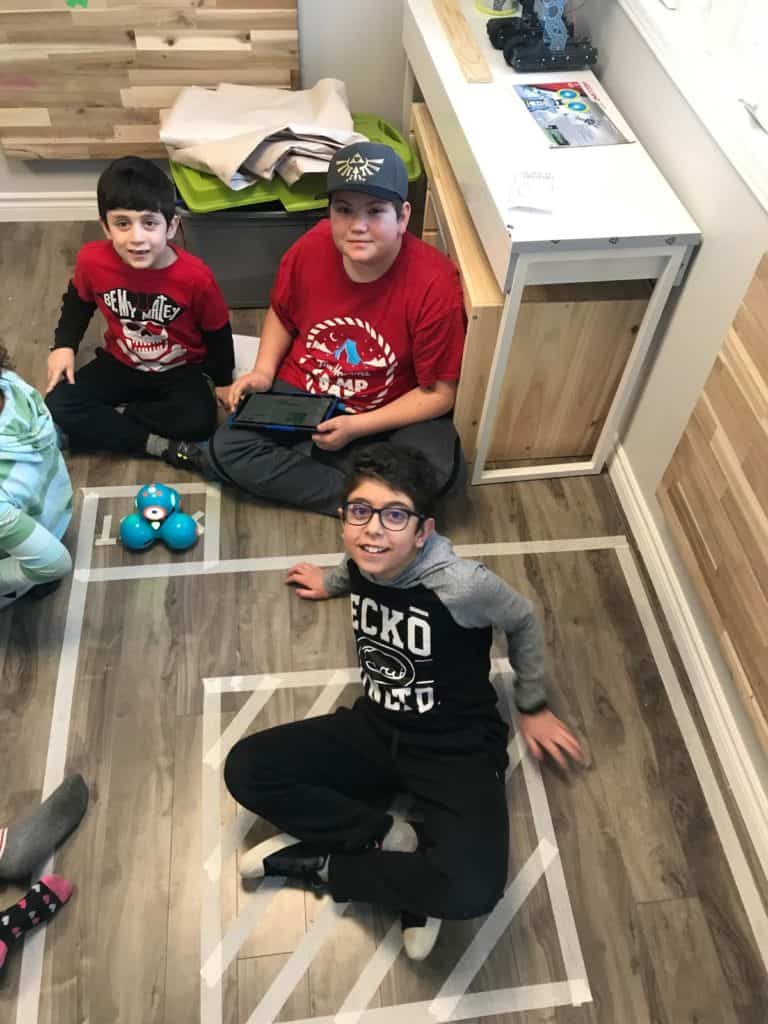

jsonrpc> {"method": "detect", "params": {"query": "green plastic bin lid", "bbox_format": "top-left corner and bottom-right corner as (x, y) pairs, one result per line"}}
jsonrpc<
(171, 113), (421, 215)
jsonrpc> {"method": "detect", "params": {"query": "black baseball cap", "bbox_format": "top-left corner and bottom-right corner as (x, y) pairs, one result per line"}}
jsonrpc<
(325, 142), (408, 203)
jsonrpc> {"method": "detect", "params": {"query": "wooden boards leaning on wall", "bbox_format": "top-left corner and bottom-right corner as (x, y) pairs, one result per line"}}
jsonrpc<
(0, 0), (299, 159)
(410, 101), (650, 465)
(658, 253), (768, 749)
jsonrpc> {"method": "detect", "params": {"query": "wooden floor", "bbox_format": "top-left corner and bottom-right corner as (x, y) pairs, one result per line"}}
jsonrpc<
(1, 223), (768, 1023)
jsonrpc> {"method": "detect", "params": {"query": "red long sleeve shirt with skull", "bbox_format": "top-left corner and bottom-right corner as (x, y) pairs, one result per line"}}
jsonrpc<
(53, 240), (232, 383)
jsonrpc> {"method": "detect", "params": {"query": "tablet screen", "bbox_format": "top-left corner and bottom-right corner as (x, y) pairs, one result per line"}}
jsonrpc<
(233, 393), (337, 430)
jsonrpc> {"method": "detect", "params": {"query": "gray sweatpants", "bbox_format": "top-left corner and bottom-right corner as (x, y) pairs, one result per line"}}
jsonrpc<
(202, 383), (465, 516)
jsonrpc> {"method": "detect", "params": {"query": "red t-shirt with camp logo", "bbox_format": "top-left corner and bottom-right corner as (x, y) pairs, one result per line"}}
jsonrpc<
(271, 220), (466, 413)
(71, 241), (229, 374)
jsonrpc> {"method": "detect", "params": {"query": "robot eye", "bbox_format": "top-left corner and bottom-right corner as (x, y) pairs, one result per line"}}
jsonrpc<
(143, 505), (166, 521)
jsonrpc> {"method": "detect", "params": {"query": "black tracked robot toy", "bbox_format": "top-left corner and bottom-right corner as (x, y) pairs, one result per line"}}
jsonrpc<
(487, 0), (597, 73)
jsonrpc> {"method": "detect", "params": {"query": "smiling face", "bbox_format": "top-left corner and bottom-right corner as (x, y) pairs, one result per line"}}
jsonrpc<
(329, 191), (411, 282)
(340, 477), (434, 582)
(102, 208), (178, 271)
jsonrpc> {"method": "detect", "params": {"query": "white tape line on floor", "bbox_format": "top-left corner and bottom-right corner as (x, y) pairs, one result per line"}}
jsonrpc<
(334, 919), (404, 1024)
(16, 492), (99, 1024)
(429, 838), (559, 1022)
(245, 900), (350, 1024)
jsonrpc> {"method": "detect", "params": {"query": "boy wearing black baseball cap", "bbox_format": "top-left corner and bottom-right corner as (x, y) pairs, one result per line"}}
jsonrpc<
(166, 142), (467, 515)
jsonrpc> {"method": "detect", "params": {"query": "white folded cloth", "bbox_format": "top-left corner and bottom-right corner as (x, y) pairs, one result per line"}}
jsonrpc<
(161, 78), (368, 190)
(240, 135), (337, 180)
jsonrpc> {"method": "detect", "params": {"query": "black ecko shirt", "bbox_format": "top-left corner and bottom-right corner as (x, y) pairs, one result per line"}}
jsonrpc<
(349, 560), (500, 731)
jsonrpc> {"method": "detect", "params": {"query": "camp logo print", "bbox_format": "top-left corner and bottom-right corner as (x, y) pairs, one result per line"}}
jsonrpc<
(299, 316), (396, 407)
(334, 152), (384, 184)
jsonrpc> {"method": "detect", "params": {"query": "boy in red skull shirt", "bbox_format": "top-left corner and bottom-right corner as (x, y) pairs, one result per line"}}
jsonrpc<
(46, 157), (233, 458)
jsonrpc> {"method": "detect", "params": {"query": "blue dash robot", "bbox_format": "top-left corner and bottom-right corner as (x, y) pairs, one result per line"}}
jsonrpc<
(119, 483), (199, 552)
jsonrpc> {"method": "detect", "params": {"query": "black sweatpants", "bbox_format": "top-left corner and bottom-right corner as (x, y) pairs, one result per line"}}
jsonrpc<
(224, 699), (510, 920)
(46, 350), (218, 455)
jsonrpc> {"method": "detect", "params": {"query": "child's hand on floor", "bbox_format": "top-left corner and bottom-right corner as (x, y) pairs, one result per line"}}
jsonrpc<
(286, 562), (329, 600)
(517, 709), (584, 770)
(46, 348), (75, 392)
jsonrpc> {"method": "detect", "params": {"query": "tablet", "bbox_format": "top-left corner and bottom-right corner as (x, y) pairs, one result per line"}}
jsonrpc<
(231, 392), (339, 432)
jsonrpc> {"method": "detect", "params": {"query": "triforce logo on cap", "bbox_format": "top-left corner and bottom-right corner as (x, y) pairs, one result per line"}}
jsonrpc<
(335, 152), (385, 184)
(326, 141), (409, 204)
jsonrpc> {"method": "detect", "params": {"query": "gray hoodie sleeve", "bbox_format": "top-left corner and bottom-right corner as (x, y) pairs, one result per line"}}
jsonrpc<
(323, 559), (351, 597)
(432, 562), (548, 713)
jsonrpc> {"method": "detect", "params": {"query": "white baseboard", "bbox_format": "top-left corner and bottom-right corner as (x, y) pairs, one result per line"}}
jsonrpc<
(0, 191), (98, 222)
(609, 442), (768, 880)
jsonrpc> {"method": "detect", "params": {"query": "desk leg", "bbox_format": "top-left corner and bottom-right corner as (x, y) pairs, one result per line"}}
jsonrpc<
(471, 245), (690, 485)
(590, 245), (687, 471)
(470, 255), (528, 485)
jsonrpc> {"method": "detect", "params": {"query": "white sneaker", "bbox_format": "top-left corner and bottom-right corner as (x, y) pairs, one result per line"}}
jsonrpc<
(401, 913), (441, 960)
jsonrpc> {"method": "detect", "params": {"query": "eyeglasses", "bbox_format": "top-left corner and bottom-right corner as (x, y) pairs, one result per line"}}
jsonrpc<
(341, 501), (425, 532)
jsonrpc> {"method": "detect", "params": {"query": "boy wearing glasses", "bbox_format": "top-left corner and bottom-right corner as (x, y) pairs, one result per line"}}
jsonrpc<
(224, 444), (582, 961)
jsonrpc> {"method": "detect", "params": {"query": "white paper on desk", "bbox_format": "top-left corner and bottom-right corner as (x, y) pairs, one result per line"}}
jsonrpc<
(507, 169), (556, 214)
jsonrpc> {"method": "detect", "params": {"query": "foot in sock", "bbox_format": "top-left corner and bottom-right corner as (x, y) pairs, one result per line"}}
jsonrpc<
(380, 819), (418, 853)
(145, 433), (171, 459)
(240, 819), (417, 881)
(163, 439), (205, 472)
(0, 875), (73, 971)
(0, 774), (88, 881)
(240, 841), (329, 887)
(401, 912), (441, 961)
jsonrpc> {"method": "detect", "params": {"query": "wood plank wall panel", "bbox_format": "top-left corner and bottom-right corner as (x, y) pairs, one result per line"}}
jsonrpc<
(0, 1), (298, 159)
(658, 253), (768, 749)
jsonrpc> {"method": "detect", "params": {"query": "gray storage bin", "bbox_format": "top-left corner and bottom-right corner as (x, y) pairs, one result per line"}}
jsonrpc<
(177, 204), (327, 308)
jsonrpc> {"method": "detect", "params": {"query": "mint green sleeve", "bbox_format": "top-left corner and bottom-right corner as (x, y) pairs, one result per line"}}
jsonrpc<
(0, 502), (37, 550)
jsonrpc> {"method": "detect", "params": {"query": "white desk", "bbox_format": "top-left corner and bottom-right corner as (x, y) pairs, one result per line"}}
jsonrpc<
(402, 0), (701, 483)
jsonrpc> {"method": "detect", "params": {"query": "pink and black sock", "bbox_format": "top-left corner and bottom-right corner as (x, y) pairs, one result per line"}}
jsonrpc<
(0, 875), (72, 971)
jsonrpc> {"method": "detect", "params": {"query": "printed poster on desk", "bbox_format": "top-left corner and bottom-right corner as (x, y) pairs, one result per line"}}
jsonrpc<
(514, 82), (629, 147)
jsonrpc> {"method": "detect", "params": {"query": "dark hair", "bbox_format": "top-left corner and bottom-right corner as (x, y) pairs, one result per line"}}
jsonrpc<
(97, 156), (176, 225)
(342, 443), (438, 519)
(0, 341), (12, 375)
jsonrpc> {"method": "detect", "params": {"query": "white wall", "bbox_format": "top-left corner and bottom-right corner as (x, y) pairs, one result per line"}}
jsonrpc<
(581, 1), (768, 781)
(0, 0), (407, 200)
(0, 152), (108, 195)
(298, 0), (406, 132)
